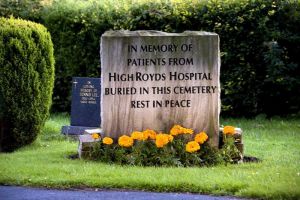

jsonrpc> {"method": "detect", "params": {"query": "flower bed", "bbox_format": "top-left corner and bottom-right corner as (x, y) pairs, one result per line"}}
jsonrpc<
(87, 125), (242, 167)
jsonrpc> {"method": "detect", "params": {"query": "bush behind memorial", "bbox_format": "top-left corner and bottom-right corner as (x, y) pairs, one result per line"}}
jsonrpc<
(1, 0), (299, 117)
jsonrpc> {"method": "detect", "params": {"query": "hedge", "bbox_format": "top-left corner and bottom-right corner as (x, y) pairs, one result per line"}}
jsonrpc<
(1, 0), (299, 117)
(0, 17), (55, 151)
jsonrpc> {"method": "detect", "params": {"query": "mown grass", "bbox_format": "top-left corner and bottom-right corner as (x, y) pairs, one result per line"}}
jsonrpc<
(0, 114), (300, 199)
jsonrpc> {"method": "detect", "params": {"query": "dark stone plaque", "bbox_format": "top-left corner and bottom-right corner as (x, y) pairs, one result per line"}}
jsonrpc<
(70, 77), (101, 127)
(61, 77), (101, 135)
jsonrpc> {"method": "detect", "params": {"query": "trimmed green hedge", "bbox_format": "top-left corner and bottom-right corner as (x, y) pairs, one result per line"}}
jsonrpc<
(122, 0), (300, 117)
(1, 0), (299, 117)
(0, 17), (55, 151)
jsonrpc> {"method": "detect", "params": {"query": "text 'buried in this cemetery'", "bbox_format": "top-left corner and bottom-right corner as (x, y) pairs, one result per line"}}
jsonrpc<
(101, 31), (220, 146)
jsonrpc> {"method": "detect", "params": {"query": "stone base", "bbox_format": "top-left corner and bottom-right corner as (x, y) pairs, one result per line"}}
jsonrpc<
(219, 127), (244, 161)
(84, 128), (102, 135)
(78, 134), (100, 159)
(61, 125), (100, 135)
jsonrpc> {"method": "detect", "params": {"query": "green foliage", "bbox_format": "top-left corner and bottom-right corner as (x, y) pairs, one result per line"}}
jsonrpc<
(89, 135), (239, 167)
(0, 17), (55, 151)
(1, 0), (299, 116)
(0, 0), (45, 21)
(40, 1), (116, 110)
(220, 136), (242, 163)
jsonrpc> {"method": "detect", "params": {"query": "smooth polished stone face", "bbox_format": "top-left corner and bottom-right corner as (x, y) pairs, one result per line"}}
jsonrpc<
(70, 77), (101, 127)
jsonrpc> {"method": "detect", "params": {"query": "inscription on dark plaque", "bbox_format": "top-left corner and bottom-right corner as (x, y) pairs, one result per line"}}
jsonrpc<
(61, 77), (101, 135)
(71, 77), (101, 127)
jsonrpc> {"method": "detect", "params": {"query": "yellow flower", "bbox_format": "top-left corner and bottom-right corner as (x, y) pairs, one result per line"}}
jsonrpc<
(223, 126), (235, 135)
(143, 129), (157, 140)
(118, 135), (133, 147)
(155, 133), (170, 148)
(103, 137), (113, 145)
(194, 131), (208, 144)
(131, 131), (144, 140)
(183, 128), (193, 134)
(91, 133), (100, 140)
(168, 135), (174, 142)
(170, 125), (194, 135)
(186, 141), (200, 153)
(170, 125), (182, 136)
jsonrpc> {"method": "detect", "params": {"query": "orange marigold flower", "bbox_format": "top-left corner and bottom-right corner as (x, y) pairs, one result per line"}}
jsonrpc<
(143, 129), (157, 140)
(223, 126), (235, 135)
(170, 125), (182, 136)
(131, 131), (144, 140)
(103, 137), (113, 145)
(168, 135), (174, 142)
(182, 127), (193, 134)
(92, 133), (100, 140)
(186, 141), (200, 153)
(155, 133), (170, 148)
(118, 135), (133, 147)
(170, 125), (194, 135)
(194, 131), (208, 144)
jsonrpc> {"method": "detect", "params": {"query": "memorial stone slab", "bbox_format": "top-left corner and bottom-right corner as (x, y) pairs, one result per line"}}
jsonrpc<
(61, 77), (101, 135)
(70, 77), (101, 127)
(101, 30), (220, 147)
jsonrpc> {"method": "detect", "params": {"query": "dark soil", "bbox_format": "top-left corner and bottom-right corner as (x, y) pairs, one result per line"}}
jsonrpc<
(243, 155), (261, 163)
(67, 153), (79, 160)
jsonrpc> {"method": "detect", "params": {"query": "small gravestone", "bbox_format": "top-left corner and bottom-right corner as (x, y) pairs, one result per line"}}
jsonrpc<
(101, 31), (220, 147)
(78, 134), (100, 159)
(219, 127), (244, 156)
(61, 77), (101, 135)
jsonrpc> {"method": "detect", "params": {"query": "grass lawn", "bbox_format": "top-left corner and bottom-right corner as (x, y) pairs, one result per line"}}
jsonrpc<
(0, 114), (299, 199)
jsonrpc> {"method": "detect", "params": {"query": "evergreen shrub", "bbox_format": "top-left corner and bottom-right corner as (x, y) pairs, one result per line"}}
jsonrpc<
(0, 17), (55, 151)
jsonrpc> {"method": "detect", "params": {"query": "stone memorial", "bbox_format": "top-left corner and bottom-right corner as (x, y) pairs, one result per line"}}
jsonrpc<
(101, 30), (220, 147)
(61, 77), (101, 135)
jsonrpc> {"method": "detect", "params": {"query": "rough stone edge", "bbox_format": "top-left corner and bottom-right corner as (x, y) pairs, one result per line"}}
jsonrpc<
(102, 30), (218, 37)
